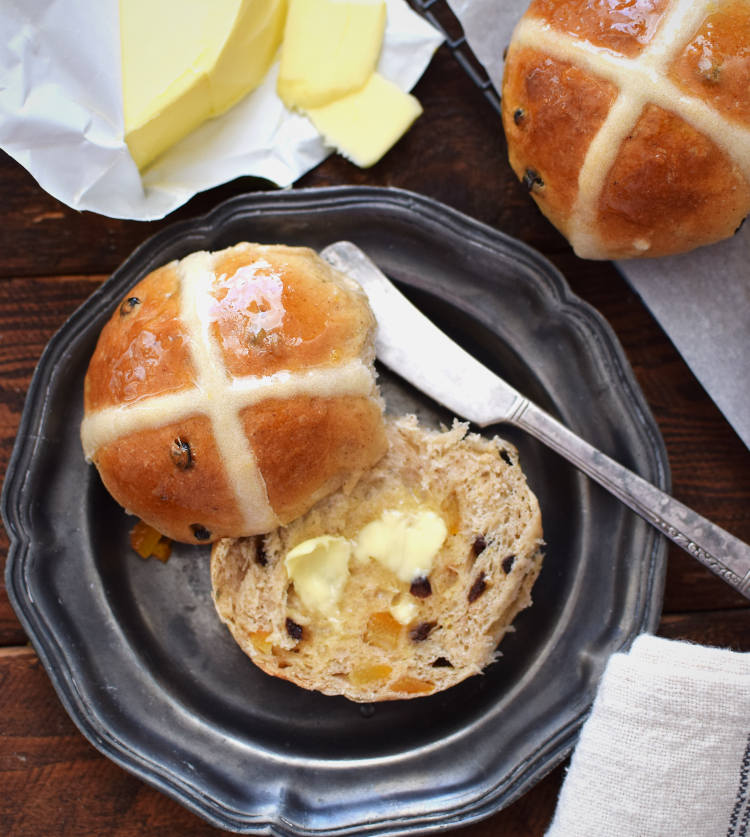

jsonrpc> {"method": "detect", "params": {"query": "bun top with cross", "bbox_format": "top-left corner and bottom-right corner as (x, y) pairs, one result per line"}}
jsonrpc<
(81, 243), (387, 544)
(501, 0), (750, 260)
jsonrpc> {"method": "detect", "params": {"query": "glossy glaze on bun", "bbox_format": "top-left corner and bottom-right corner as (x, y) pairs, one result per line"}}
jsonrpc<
(81, 243), (387, 544)
(501, 0), (750, 260)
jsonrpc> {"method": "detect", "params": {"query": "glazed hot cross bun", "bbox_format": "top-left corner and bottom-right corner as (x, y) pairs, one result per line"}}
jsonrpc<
(81, 243), (387, 544)
(502, 0), (750, 260)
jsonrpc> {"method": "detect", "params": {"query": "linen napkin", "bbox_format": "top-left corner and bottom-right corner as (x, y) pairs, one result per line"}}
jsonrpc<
(545, 635), (750, 837)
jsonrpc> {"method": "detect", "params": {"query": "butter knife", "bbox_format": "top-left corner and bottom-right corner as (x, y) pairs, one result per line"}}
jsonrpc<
(322, 240), (750, 601)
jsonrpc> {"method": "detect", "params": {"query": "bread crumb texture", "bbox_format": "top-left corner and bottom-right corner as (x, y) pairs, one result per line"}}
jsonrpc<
(211, 416), (544, 702)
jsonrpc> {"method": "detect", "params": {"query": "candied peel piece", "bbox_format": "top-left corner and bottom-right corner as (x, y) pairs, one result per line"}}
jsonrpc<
(440, 491), (461, 536)
(249, 630), (273, 654)
(349, 663), (393, 685)
(150, 539), (172, 562)
(365, 611), (403, 650)
(130, 519), (172, 562)
(391, 675), (435, 695)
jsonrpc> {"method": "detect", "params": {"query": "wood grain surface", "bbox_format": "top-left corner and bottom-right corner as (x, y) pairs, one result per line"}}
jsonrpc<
(1, 35), (749, 837)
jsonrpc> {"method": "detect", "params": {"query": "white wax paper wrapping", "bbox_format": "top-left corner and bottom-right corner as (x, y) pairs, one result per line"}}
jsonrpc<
(446, 0), (516, 90)
(447, 0), (750, 449)
(618, 229), (750, 450)
(0, 0), (442, 221)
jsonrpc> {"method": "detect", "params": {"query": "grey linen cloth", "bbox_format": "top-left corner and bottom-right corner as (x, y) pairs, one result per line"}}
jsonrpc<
(546, 635), (750, 837)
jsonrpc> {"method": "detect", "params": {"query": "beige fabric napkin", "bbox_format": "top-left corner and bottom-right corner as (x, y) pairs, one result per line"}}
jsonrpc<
(546, 635), (750, 837)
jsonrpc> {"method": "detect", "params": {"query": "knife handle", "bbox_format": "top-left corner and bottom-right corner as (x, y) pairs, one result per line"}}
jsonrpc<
(513, 400), (750, 600)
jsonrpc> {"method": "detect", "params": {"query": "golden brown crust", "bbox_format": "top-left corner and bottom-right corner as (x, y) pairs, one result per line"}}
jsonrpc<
(501, 0), (750, 260)
(668, 1), (750, 127)
(528, 0), (671, 57)
(240, 395), (388, 525)
(83, 243), (386, 543)
(501, 46), (617, 236)
(597, 104), (750, 258)
(210, 244), (376, 378)
(84, 263), (195, 412)
(94, 415), (242, 543)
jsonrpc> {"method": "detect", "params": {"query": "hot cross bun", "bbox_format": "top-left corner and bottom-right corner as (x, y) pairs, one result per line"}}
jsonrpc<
(81, 243), (387, 543)
(502, 0), (750, 259)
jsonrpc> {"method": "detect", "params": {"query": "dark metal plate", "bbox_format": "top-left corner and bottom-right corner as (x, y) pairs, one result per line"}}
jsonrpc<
(2, 186), (668, 835)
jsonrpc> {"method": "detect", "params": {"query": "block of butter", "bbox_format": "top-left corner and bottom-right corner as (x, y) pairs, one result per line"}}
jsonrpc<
(277, 0), (386, 109)
(307, 73), (423, 168)
(120, 0), (286, 170)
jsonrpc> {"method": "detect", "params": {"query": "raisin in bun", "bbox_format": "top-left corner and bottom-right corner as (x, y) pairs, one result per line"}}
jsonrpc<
(211, 416), (544, 702)
(501, 0), (750, 260)
(81, 243), (387, 544)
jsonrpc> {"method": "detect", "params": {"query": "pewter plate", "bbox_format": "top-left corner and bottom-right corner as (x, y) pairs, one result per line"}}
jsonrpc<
(2, 186), (668, 835)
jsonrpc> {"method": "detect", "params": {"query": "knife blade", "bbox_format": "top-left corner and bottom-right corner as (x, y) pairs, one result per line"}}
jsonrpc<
(323, 240), (526, 427)
(322, 240), (750, 600)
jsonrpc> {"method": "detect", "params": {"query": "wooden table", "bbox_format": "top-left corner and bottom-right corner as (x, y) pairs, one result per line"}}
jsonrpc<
(1, 38), (749, 837)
